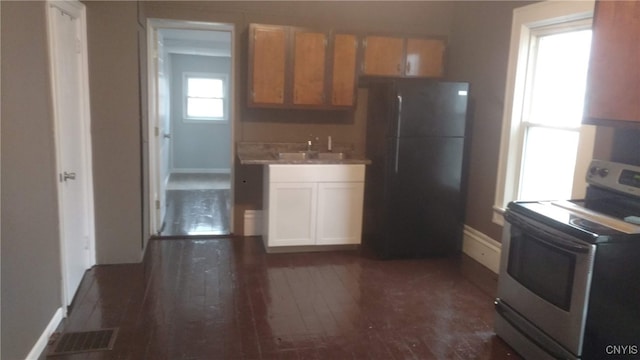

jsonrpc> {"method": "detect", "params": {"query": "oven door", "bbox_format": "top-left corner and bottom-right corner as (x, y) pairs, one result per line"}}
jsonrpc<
(498, 210), (596, 356)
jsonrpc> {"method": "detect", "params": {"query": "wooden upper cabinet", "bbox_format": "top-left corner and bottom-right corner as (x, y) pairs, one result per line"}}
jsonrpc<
(362, 35), (446, 78)
(293, 30), (327, 106)
(405, 38), (445, 77)
(248, 23), (358, 109)
(331, 34), (358, 107)
(362, 36), (405, 76)
(584, 0), (640, 124)
(249, 24), (287, 106)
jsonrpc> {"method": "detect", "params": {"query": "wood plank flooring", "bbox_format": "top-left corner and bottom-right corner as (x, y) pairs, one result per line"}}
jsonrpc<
(46, 238), (521, 360)
(162, 189), (231, 236)
(161, 173), (231, 236)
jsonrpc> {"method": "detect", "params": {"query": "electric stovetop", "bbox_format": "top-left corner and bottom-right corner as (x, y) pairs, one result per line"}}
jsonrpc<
(507, 159), (640, 243)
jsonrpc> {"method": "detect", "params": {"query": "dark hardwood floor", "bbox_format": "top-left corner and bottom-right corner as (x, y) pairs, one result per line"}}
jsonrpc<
(161, 173), (231, 236)
(46, 238), (521, 360)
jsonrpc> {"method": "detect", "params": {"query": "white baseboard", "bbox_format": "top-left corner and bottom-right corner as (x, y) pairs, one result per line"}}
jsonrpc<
(462, 225), (502, 274)
(27, 307), (64, 359)
(171, 168), (230, 174)
(243, 210), (263, 236)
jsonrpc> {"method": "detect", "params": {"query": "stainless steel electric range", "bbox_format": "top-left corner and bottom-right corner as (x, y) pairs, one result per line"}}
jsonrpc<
(495, 159), (640, 360)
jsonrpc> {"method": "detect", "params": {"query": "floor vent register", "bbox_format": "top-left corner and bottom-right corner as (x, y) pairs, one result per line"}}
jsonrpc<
(48, 328), (118, 356)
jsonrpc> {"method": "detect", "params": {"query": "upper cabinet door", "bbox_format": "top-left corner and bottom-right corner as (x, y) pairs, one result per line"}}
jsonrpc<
(362, 36), (405, 76)
(405, 38), (445, 78)
(362, 35), (446, 78)
(249, 25), (287, 106)
(331, 34), (358, 107)
(293, 30), (327, 106)
(585, 1), (640, 124)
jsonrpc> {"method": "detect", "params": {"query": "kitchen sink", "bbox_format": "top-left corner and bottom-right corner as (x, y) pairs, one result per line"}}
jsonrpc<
(277, 151), (314, 160)
(277, 151), (347, 161)
(317, 152), (346, 160)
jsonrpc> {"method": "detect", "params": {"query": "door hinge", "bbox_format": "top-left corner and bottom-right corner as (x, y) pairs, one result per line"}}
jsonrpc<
(155, 199), (160, 210)
(154, 127), (159, 137)
(75, 38), (82, 54)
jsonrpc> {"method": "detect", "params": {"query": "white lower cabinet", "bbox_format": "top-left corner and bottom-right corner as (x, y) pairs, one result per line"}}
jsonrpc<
(268, 182), (317, 247)
(263, 164), (365, 250)
(316, 182), (365, 245)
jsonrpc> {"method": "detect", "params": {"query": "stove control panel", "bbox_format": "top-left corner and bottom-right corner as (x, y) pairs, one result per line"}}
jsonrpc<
(587, 159), (640, 196)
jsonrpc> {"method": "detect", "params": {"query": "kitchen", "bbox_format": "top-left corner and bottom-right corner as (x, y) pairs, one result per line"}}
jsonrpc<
(3, 1), (640, 359)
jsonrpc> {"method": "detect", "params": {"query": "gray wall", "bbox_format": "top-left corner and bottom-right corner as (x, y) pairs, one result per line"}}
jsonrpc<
(446, 1), (535, 241)
(1, 2), (64, 359)
(86, 1), (144, 264)
(170, 53), (232, 172)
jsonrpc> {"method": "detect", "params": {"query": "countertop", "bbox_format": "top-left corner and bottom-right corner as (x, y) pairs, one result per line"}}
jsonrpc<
(237, 142), (371, 165)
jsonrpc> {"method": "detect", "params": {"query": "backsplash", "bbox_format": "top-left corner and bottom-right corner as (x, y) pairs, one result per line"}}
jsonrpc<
(611, 128), (640, 166)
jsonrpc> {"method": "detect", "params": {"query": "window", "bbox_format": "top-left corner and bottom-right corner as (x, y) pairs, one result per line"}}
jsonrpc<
(184, 73), (227, 121)
(494, 1), (596, 225)
(518, 28), (592, 200)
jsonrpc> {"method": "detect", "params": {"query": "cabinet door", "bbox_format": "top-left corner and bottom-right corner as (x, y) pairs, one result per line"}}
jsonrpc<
(316, 182), (364, 245)
(293, 30), (327, 105)
(362, 36), (404, 76)
(585, 1), (640, 123)
(331, 34), (358, 107)
(249, 25), (287, 106)
(405, 38), (445, 77)
(268, 182), (317, 247)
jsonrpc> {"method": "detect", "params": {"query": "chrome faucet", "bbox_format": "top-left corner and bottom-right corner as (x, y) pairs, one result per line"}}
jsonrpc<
(307, 135), (319, 152)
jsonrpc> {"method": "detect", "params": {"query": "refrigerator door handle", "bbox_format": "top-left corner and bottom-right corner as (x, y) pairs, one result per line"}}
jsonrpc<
(395, 94), (402, 173)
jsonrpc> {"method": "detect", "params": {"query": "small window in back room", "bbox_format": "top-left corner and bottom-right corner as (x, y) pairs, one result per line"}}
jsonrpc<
(184, 73), (227, 120)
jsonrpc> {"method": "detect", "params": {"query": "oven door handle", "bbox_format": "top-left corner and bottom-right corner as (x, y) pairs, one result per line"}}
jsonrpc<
(505, 211), (592, 254)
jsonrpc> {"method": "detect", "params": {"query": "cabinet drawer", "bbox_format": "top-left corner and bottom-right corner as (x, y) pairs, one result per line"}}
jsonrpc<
(267, 164), (365, 182)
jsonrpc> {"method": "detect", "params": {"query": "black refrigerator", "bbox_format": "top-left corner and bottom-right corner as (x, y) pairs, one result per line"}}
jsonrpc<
(363, 79), (471, 259)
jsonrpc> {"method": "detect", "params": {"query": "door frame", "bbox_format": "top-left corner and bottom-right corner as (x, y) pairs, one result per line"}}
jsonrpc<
(146, 18), (236, 235)
(46, 0), (96, 308)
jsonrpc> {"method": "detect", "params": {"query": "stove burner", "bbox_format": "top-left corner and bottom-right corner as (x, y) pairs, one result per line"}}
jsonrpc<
(569, 217), (613, 233)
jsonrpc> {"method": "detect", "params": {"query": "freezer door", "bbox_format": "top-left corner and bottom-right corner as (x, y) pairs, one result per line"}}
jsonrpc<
(397, 81), (469, 138)
(388, 136), (466, 256)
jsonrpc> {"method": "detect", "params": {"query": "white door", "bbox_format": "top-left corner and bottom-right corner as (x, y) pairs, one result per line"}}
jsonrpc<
(151, 29), (171, 233)
(47, 1), (95, 307)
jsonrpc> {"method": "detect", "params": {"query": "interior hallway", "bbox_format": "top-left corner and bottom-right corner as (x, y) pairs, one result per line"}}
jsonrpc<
(45, 237), (520, 359)
(161, 173), (231, 236)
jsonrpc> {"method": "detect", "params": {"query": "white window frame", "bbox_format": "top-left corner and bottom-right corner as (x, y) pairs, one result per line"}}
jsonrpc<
(493, 0), (596, 226)
(183, 72), (228, 122)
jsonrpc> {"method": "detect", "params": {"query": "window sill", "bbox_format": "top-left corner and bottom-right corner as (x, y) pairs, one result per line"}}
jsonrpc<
(492, 205), (506, 226)
(182, 118), (229, 125)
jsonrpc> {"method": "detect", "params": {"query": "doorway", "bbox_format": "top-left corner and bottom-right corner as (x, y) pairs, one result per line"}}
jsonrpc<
(148, 20), (234, 237)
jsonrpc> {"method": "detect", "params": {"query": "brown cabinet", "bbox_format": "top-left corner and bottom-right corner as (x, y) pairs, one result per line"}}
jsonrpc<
(405, 38), (445, 77)
(249, 24), (287, 106)
(330, 34), (358, 107)
(293, 30), (328, 106)
(249, 24), (358, 109)
(362, 35), (445, 78)
(584, 1), (640, 125)
(362, 36), (405, 76)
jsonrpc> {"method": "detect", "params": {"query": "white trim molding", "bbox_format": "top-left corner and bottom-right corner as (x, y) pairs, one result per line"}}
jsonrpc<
(462, 225), (502, 274)
(493, 0), (595, 226)
(27, 307), (64, 359)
